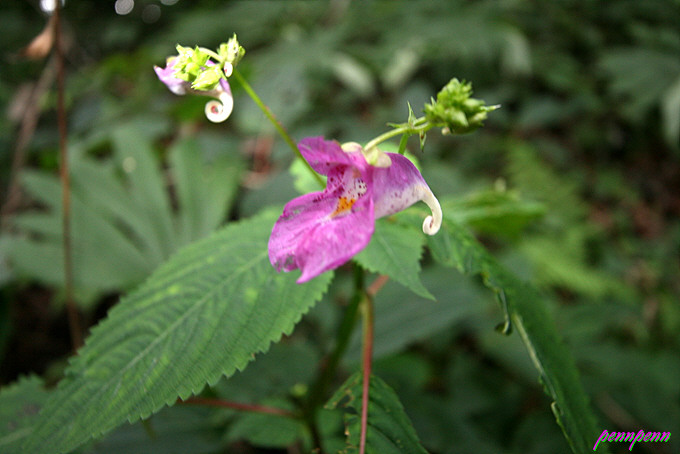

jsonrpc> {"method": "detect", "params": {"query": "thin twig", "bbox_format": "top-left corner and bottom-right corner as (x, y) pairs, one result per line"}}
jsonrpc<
(181, 397), (297, 419)
(359, 292), (374, 454)
(1, 60), (55, 226)
(54, 1), (82, 350)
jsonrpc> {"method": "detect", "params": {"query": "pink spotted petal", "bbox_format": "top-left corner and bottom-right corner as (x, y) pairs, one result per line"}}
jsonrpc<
(298, 137), (368, 176)
(268, 189), (375, 283)
(372, 153), (432, 218)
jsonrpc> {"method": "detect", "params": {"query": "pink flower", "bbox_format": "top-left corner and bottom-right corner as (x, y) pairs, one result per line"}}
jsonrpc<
(154, 57), (233, 122)
(268, 137), (442, 283)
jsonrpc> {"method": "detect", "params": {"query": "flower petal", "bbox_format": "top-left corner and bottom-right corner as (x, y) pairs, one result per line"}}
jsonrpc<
(154, 58), (189, 95)
(269, 168), (374, 283)
(298, 137), (368, 175)
(372, 153), (442, 234)
(218, 76), (232, 97)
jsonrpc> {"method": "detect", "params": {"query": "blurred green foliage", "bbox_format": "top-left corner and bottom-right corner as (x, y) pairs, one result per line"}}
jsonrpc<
(1, 1), (679, 453)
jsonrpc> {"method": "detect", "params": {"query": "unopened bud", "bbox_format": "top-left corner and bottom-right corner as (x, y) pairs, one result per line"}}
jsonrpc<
(424, 78), (499, 134)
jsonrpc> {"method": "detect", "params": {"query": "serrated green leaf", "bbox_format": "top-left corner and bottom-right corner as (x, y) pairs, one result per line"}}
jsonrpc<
(326, 373), (429, 454)
(215, 340), (319, 402)
(23, 211), (332, 454)
(8, 128), (245, 304)
(427, 219), (608, 454)
(71, 158), (166, 265)
(10, 171), (153, 295)
(354, 218), (433, 300)
(111, 124), (175, 258)
(169, 137), (242, 246)
(19, 171), (63, 214)
(0, 376), (50, 454)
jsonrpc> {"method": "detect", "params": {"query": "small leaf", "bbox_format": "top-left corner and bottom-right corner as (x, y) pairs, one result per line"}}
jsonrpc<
(23, 211), (332, 454)
(326, 373), (429, 454)
(354, 218), (434, 300)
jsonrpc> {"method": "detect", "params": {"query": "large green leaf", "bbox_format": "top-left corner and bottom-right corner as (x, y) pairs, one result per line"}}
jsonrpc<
(169, 136), (243, 247)
(354, 218), (433, 300)
(428, 218), (608, 454)
(22, 211), (332, 454)
(110, 125), (176, 259)
(0, 376), (50, 454)
(6, 126), (243, 303)
(327, 372), (429, 454)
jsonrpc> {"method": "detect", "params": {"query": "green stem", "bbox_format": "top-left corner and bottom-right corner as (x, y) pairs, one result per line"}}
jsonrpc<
(300, 266), (364, 453)
(307, 266), (364, 409)
(358, 288), (375, 454)
(363, 117), (430, 151)
(231, 69), (325, 187)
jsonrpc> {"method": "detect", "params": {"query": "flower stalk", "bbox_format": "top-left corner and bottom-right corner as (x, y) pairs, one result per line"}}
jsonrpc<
(230, 69), (324, 187)
(364, 116), (429, 152)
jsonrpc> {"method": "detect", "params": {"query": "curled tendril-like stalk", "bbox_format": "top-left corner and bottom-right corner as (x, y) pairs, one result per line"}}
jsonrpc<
(420, 187), (442, 235)
(204, 91), (234, 123)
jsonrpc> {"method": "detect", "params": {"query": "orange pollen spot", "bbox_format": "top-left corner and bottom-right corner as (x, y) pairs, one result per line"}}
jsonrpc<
(331, 196), (356, 217)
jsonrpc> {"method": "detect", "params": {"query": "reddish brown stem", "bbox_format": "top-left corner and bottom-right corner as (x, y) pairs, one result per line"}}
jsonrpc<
(1, 62), (55, 225)
(367, 274), (389, 297)
(181, 397), (297, 419)
(53, 1), (81, 350)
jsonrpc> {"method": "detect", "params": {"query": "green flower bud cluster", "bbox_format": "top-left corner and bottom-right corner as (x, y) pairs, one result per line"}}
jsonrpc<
(218, 35), (246, 68)
(424, 78), (499, 134)
(171, 35), (245, 91)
